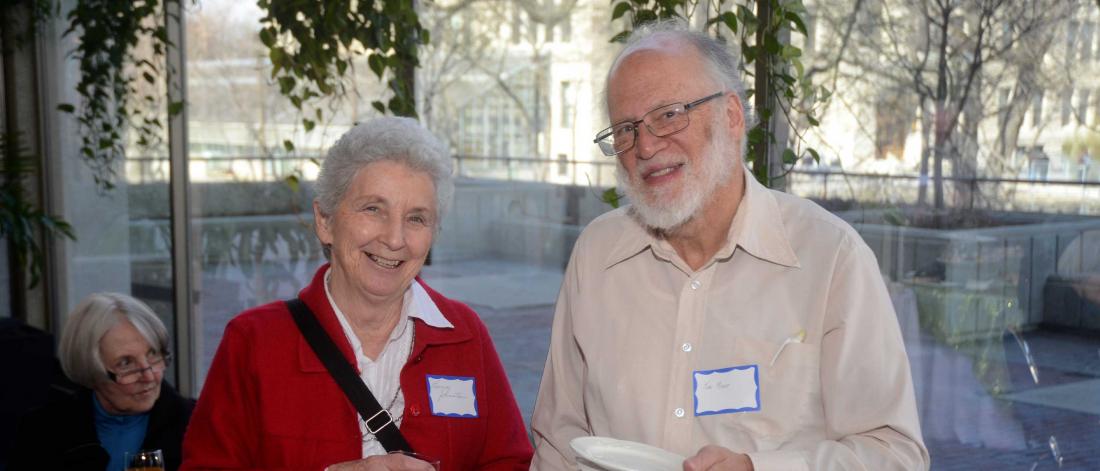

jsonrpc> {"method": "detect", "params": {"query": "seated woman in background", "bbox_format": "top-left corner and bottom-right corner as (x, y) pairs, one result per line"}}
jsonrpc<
(8, 292), (194, 471)
(182, 117), (532, 470)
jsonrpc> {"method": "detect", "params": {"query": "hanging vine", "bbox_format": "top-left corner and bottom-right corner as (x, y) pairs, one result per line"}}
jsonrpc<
(258, 0), (429, 154)
(610, 0), (828, 188)
(54, 0), (182, 191)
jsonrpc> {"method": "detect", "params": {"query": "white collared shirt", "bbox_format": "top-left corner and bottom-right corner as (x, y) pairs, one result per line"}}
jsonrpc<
(324, 269), (453, 458)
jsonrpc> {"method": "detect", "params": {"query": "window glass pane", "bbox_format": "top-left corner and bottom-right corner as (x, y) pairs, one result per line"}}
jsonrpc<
(799, 3), (1100, 468)
(41, 5), (177, 383)
(186, 1), (330, 389)
(177, 1), (1100, 468)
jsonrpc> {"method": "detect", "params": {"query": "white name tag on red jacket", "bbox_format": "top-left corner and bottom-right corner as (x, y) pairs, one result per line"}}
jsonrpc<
(693, 365), (760, 416)
(426, 375), (478, 417)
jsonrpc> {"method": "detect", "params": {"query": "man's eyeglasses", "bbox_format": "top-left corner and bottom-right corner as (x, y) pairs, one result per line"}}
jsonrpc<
(106, 351), (171, 385)
(594, 91), (726, 157)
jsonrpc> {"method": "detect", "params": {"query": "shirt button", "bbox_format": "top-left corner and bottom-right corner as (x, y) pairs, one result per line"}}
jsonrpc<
(690, 280), (701, 290)
(681, 343), (692, 352)
(674, 408), (685, 418)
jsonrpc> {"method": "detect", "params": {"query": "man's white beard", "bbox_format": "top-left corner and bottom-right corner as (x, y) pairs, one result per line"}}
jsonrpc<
(617, 130), (737, 232)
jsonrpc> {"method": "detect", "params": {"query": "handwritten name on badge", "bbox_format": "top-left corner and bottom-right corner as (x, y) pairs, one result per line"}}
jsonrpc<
(693, 365), (760, 416)
(426, 375), (478, 418)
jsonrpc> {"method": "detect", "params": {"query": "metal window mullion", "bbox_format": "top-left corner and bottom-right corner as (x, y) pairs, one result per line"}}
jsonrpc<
(164, 0), (194, 397)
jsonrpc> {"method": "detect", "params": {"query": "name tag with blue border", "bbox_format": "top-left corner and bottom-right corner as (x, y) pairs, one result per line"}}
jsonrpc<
(693, 364), (760, 416)
(426, 375), (478, 418)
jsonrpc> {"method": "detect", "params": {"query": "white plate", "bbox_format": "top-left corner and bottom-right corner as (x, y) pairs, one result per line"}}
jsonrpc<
(570, 436), (685, 471)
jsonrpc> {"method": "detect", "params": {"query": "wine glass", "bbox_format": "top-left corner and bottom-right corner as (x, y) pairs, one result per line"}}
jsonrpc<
(124, 449), (164, 471)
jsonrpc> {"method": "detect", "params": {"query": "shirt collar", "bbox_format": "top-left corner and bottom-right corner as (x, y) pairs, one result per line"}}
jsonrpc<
(409, 279), (454, 329)
(603, 165), (800, 270)
(323, 268), (453, 330)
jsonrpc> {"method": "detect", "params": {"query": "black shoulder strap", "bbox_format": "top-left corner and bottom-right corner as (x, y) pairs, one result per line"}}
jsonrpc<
(286, 298), (414, 453)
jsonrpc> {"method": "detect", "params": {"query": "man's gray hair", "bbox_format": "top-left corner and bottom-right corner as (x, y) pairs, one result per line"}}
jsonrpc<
(606, 19), (758, 130)
(315, 117), (454, 227)
(57, 292), (170, 388)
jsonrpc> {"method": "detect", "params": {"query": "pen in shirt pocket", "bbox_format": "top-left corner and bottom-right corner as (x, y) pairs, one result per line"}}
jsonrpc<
(769, 329), (806, 367)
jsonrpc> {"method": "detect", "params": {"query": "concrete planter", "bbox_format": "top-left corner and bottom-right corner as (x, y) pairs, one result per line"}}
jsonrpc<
(836, 209), (1100, 341)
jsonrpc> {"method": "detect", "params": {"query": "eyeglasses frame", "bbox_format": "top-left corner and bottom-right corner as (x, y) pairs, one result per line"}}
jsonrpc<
(594, 91), (727, 156)
(106, 351), (172, 385)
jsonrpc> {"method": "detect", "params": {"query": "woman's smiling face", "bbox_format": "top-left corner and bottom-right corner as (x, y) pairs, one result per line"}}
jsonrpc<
(315, 159), (438, 307)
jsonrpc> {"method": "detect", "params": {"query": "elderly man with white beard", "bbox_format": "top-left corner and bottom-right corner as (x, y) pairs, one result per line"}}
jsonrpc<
(529, 21), (930, 471)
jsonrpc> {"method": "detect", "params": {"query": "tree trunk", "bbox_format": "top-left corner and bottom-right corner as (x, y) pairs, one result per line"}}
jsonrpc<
(918, 100), (931, 206)
(752, 0), (773, 187)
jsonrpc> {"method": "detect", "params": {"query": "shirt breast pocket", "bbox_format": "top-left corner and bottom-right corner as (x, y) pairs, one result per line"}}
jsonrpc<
(723, 337), (822, 443)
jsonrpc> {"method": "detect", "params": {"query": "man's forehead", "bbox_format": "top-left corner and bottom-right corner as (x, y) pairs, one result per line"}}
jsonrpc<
(607, 46), (709, 118)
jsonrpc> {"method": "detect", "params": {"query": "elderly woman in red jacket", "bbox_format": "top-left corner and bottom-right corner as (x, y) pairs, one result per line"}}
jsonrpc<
(182, 117), (533, 470)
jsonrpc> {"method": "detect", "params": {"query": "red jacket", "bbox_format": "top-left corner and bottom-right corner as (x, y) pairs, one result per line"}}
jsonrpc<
(181, 265), (533, 470)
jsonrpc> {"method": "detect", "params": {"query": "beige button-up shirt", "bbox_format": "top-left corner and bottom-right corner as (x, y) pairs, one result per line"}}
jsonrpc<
(531, 171), (929, 470)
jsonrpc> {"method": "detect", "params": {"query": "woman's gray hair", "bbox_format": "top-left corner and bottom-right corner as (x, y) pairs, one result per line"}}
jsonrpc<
(57, 292), (170, 388)
(606, 19), (759, 131)
(314, 117), (454, 228)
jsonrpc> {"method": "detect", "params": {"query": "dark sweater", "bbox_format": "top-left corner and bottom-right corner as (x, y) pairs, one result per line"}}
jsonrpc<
(7, 381), (194, 471)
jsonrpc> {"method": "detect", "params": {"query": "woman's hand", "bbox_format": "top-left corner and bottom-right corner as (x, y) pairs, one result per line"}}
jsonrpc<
(328, 453), (437, 471)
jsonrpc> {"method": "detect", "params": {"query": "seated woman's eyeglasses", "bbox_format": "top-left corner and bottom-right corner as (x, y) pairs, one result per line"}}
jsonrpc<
(594, 91), (726, 156)
(107, 352), (171, 385)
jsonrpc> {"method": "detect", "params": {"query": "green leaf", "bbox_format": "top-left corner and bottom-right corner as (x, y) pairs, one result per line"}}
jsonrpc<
(269, 48), (286, 76)
(747, 126), (767, 145)
(303, 119), (315, 132)
(368, 54), (385, 78)
(782, 148), (797, 165)
(764, 36), (782, 54)
(168, 101), (184, 116)
(601, 187), (623, 208)
(284, 174), (300, 193)
(57, 103), (75, 113)
(807, 147), (820, 164)
(720, 11), (738, 33)
(612, 2), (632, 20)
(278, 76), (296, 95)
(259, 27), (275, 48)
(609, 30), (631, 43)
(283, 139), (295, 152)
(635, 10), (657, 24)
(372, 100), (386, 113)
(785, 11), (808, 35)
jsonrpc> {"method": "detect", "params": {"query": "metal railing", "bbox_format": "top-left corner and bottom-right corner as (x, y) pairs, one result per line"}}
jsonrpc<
(125, 155), (1100, 215)
(788, 169), (1100, 215)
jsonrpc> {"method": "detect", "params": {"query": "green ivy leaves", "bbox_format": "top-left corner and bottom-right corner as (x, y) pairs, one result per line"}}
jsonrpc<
(258, 0), (428, 143)
(56, 0), (177, 192)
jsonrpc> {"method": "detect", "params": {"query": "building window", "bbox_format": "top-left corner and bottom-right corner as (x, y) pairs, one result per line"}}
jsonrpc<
(560, 81), (574, 128)
(557, 153), (568, 176)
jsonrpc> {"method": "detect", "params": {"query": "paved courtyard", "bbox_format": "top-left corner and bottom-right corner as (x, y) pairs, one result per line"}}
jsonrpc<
(421, 259), (1100, 471)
